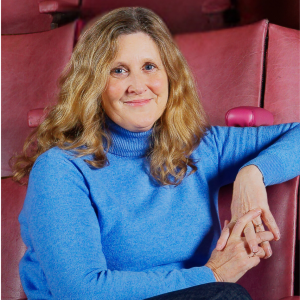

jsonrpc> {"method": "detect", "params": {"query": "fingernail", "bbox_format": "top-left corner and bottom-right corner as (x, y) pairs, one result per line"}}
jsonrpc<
(252, 245), (259, 253)
(255, 209), (262, 215)
(276, 231), (281, 240)
(265, 249), (272, 259)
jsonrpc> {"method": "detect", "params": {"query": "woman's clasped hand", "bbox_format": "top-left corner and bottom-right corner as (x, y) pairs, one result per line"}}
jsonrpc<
(216, 165), (280, 260)
(206, 209), (274, 283)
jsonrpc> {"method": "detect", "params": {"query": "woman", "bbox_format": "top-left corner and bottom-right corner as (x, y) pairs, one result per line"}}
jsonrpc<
(14, 7), (300, 300)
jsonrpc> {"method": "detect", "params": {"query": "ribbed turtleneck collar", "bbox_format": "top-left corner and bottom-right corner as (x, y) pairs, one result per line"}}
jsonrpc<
(104, 116), (153, 158)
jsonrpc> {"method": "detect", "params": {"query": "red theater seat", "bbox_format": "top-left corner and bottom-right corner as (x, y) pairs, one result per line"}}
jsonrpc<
(264, 24), (300, 124)
(1, 178), (28, 300)
(174, 20), (268, 125)
(80, 0), (232, 34)
(175, 19), (299, 300)
(1, 22), (76, 177)
(39, 0), (80, 13)
(263, 23), (300, 296)
(217, 24), (300, 300)
(1, 0), (53, 34)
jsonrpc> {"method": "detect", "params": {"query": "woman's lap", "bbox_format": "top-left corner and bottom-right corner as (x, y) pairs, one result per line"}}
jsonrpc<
(145, 282), (252, 300)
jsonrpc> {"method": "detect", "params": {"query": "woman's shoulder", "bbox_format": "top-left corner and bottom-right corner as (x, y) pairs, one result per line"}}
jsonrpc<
(32, 147), (91, 175)
(34, 146), (74, 165)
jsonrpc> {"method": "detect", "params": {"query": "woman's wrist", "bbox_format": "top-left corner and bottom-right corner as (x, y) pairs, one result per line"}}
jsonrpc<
(205, 262), (223, 282)
(237, 165), (263, 181)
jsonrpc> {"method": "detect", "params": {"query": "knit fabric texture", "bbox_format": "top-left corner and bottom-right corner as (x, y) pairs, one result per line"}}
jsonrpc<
(19, 119), (300, 299)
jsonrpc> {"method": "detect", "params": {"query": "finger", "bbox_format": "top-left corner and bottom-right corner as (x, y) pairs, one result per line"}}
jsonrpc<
(262, 210), (280, 241)
(244, 222), (259, 253)
(247, 246), (265, 259)
(255, 231), (274, 244)
(252, 215), (263, 227)
(231, 209), (262, 238)
(255, 227), (273, 259)
(216, 220), (230, 250)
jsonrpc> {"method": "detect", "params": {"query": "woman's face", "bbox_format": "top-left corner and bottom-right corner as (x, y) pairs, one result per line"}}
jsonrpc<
(101, 32), (169, 132)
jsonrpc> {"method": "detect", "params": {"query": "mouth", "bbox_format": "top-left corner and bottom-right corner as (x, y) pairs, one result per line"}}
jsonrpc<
(124, 98), (152, 107)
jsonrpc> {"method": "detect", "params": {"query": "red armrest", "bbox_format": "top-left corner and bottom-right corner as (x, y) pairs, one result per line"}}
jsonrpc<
(27, 108), (47, 128)
(225, 106), (274, 127)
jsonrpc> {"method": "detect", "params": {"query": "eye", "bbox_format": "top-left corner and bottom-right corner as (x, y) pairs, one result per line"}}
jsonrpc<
(144, 63), (156, 71)
(112, 68), (126, 74)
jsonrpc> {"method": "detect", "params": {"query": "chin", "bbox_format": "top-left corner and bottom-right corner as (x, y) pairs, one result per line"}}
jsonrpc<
(128, 118), (155, 132)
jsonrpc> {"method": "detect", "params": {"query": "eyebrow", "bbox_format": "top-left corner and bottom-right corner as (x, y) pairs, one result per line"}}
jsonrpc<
(112, 58), (159, 66)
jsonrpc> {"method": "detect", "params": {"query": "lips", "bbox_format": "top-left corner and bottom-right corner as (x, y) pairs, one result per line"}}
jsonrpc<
(124, 99), (152, 106)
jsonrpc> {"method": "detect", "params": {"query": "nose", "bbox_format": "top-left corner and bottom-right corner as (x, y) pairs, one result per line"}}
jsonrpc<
(127, 73), (147, 95)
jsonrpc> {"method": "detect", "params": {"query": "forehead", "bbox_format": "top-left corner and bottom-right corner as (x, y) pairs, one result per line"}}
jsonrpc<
(113, 32), (162, 63)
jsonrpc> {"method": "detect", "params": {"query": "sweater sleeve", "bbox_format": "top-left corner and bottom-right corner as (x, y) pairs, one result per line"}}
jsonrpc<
(20, 151), (215, 300)
(208, 122), (300, 187)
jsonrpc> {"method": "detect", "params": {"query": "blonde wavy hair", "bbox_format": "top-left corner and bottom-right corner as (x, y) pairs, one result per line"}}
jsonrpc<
(12, 7), (210, 186)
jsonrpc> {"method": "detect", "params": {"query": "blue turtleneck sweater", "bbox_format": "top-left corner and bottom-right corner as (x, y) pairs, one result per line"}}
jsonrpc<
(19, 119), (300, 300)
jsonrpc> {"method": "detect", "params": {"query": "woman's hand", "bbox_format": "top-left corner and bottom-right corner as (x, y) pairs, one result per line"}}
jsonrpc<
(216, 165), (280, 258)
(205, 209), (274, 282)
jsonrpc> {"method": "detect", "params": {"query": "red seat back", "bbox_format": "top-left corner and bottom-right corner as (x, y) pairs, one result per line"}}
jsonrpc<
(1, 22), (76, 177)
(174, 20), (268, 125)
(1, 0), (52, 34)
(175, 20), (299, 299)
(263, 23), (300, 297)
(80, 0), (231, 34)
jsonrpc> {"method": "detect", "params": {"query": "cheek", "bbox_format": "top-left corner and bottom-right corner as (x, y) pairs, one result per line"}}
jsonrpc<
(104, 80), (125, 102)
(150, 75), (169, 96)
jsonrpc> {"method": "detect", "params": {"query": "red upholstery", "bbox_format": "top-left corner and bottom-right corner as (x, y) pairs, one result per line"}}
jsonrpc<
(174, 20), (268, 126)
(237, 0), (300, 31)
(225, 106), (274, 127)
(264, 24), (300, 124)
(217, 24), (300, 299)
(1, 0), (53, 34)
(1, 22), (76, 177)
(1, 178), (28, 300)
(39, 0), (79, 13)
(219, 178), (299, 300)
(263, 23), (300, 296)
(27, 108), (48, 128)
(280, 297), (300, 300)
(80, 0), (231, 34)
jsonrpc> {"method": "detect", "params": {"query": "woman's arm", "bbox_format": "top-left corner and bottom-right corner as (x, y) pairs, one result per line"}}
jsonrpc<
(19, 151), (216, 300)
(211, 123), (300, 257)
(210, 122), (300, 187)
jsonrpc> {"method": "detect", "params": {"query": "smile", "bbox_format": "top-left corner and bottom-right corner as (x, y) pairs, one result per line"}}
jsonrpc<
(124, 99), (152, 107)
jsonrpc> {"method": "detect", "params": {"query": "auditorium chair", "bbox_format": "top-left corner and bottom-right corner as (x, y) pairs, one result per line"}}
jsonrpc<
(1, 22), (77, 300)
(1, 18), (299, 300)
(262, 23), (300, 297)
(174, 20), (300, 300)
(38, 0), (233, 34)
(1, 0), (53, 34)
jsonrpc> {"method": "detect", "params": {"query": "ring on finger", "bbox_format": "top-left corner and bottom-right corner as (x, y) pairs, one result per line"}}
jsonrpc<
(254, 223), (263, 228)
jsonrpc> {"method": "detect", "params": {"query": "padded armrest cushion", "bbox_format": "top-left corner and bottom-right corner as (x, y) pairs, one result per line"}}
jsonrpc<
(225, 106), (274, 127)
(39, 0), (79, 13)
(27, 108), (47, 128)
